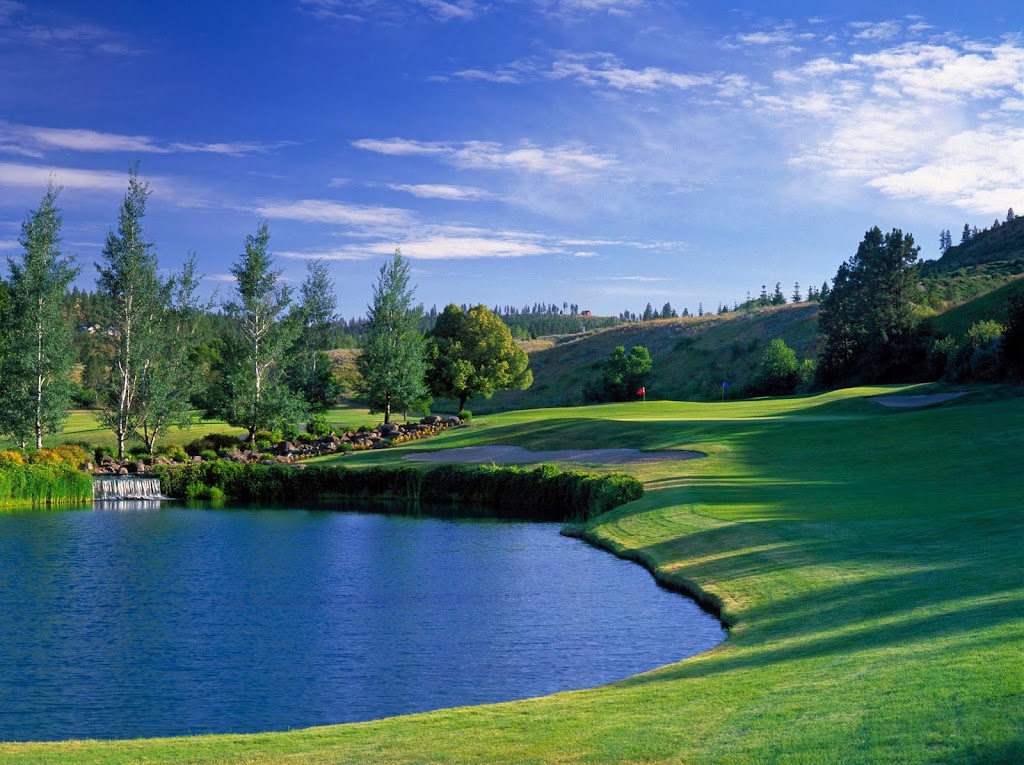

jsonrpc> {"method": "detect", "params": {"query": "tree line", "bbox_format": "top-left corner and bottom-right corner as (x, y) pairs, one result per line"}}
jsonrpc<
(0, 167), (534, 454)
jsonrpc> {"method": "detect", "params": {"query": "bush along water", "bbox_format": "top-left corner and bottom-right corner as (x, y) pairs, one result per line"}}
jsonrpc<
(150, 461), (643, 522)
(0, 447), (93, 508)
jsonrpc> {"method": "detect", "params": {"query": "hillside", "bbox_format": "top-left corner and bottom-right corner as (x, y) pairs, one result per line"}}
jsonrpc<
(926, 275), (1024, 339)
(919, 215), (1024, 307)
(466, 303), (820, 413)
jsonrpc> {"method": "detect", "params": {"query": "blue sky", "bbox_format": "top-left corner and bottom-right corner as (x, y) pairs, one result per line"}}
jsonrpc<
(1, 1), (1023, 318)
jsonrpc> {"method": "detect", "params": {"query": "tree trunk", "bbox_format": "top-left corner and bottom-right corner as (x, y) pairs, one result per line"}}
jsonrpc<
(383, 400), (391, 425)
(459, 393), (468, 411)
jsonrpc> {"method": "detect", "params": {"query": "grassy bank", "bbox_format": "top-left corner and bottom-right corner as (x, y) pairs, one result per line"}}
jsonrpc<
(2, 385), (1022, 762)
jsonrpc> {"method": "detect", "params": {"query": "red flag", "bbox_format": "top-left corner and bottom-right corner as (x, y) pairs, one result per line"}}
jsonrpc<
(636, 387), (645, 396)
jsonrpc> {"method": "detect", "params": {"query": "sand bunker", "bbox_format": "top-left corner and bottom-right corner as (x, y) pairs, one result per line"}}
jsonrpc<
(871, 392), (967, 408)
(403, 445), (705, 465)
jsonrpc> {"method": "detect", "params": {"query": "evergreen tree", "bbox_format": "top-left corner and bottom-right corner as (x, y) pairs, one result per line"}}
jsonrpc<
(661, 301), (677, 319)
(291, 258), (339, 409)
(771, 282), (786, 305)
(215, 222), (307, 440)
(817, 226), (921, 386)
(356, 250), (428, 424)
(642, 302), (654, 321)
(961, 223), (972, 244)
(820, 281), (831, 301)
(758, 285), (769, 307)
(0, 182), (79, 449)
(1008, 208), (1016, 223)
(792, 282), (802, 303)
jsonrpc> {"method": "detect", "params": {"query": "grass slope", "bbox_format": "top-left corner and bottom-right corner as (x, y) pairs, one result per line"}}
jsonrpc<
(464, 303), (820, 412)
(926, 275), (1024, 339)
(4, 385), (1022, 763)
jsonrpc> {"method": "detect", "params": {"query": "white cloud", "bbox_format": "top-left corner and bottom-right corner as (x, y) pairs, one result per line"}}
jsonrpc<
(351, 137), (448, 156)
(0, 122), (287, 158)
(386, 183), (493, 201)
(0, 161), (133, 192)
(0, 238), (20, 250)
(533, 0), (649, 19)
(327, 177), (350, 188)
(354, 137), (616, 179)
(849, 20), (902, 42)
(548, 52), (714, 92)
(255, 199), (415, 229)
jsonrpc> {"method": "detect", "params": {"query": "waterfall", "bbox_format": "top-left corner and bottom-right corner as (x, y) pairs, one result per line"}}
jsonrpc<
(93, 475), (166, 501)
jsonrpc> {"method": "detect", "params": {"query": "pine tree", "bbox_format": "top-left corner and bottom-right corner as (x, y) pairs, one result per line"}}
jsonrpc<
(792, 282), (802, 303)
(1007, 208), (1016, 223)
(772, 282), (786, 305)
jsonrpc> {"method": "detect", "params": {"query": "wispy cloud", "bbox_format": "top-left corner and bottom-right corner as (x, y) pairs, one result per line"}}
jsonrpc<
(0, 5), (144, 56)
(297, 0), (478, 23)
(849, 20), (902, 42)
(353, 137), (616, 179)
(255, 198), (416, 230)
(0, 123), (291, 158)
(0, 161), (136, 192)
(386, 183), (494, 201)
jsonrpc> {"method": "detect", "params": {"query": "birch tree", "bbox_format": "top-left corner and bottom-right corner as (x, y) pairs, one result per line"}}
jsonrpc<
(0, 182), (79, 449)
(95, 164), (166, 458)
(216, 222), (306, 441)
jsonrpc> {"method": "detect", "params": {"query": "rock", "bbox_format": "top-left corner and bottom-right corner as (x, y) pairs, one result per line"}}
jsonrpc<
(191, 455), (203, 463)
(444, 416), (462, 425)
(117, 466), (129, 475)
(422, 415), (443, 425)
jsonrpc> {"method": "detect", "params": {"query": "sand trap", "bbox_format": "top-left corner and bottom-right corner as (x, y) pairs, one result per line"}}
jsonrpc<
(403, 445), (705, 465)
(871, 392), (967, 408)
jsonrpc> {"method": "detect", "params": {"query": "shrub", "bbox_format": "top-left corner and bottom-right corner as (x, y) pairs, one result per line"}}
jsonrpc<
(155, 444), (189, 462)
(150, 462), (643, 521)
(457, 409), (472, 422)
(184, 433), (239, 457)
(0, 451), (25, 468)
(307, 413), (332, 439)
(200, 449), (218, 462)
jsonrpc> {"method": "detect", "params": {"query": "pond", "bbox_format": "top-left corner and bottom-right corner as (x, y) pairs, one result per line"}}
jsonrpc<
(0, 504), (725, 742)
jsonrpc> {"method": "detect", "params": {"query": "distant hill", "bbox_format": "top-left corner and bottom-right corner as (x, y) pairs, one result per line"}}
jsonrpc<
(460, 303), (821, 413)
(919, 215), (1024, 307)
(923, 214), (1024, 275)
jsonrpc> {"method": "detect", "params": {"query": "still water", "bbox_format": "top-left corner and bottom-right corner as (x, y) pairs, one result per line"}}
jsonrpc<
(0, 505), (724, 742)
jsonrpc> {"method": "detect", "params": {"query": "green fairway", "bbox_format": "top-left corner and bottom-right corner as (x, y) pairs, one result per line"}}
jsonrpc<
(2, 385), (1022, 763)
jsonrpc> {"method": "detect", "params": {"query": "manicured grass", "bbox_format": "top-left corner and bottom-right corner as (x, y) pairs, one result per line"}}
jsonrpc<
(0, 405), (387, 452)
(2, 385), (1022, 762)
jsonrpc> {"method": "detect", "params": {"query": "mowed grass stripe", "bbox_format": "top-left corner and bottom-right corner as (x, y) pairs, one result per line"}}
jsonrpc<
(1, 385), (1021, 763)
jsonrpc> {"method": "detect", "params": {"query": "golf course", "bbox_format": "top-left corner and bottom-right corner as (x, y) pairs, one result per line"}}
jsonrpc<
(2, 383), (1020, 763)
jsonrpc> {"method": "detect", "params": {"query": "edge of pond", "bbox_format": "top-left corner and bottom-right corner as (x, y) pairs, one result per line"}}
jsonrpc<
(561, 523), (731, 630)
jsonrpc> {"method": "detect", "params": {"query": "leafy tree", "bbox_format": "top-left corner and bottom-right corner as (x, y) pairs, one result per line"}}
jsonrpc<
(137, 253), (209, 452)
(291, 258), (340, 409)
(426, 304), (532, 411)
(591, 345), (653, 402)
(215, 222), (307, 441)
(356, 250), (428, 424)
(95, 164), (168, 459)
(751, 338), (800, 396)
(1002, 290), (1024, 380)
(0, 182), (79, 449)
(817, 226), (922, 386)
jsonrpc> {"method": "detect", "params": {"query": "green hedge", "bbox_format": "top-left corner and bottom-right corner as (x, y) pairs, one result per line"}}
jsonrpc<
(150, 462), (644, 522)
(0, 463), (94, 508)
